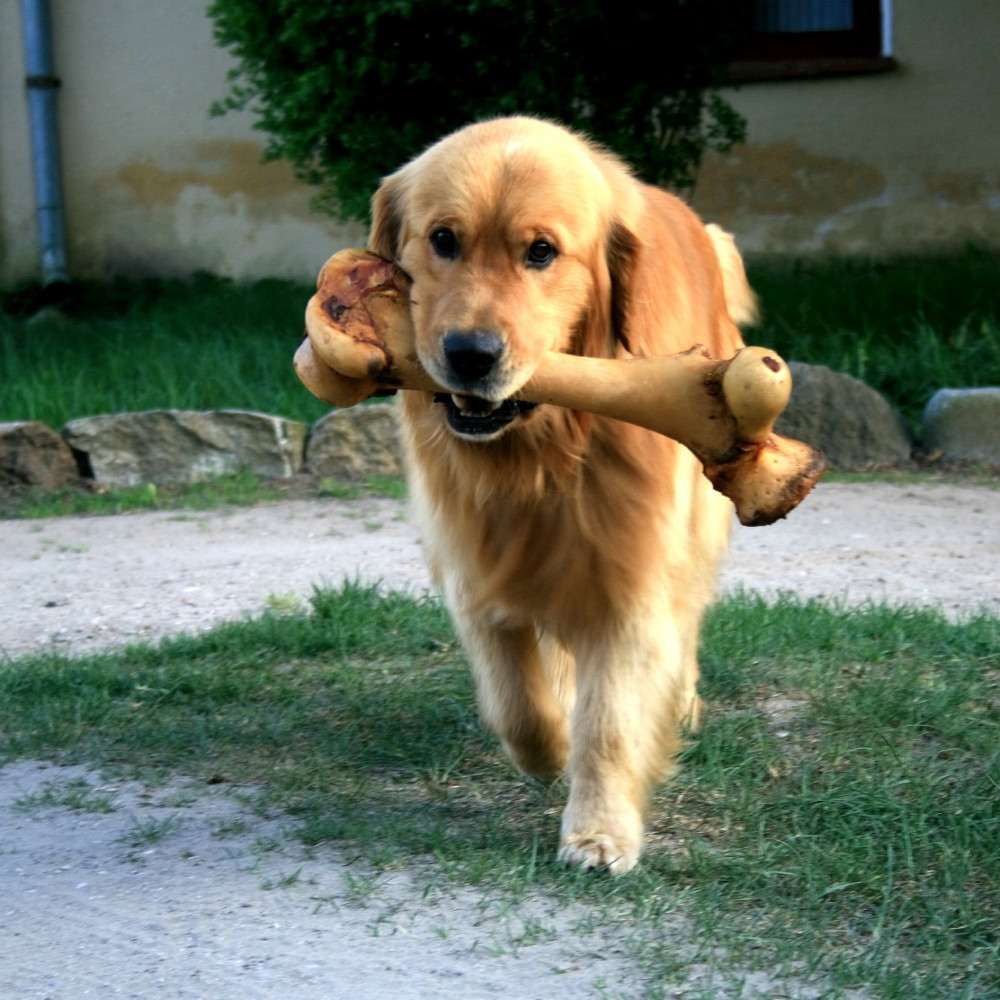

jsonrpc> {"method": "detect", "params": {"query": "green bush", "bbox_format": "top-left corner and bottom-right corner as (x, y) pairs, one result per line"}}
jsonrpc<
(208, 0), (746, 221)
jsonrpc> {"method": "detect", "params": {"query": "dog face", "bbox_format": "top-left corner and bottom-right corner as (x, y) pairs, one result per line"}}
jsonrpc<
(370, 119), (627, 440)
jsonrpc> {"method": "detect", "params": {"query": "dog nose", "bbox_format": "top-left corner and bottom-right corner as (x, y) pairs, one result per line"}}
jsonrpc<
(442, 330), (505, 382)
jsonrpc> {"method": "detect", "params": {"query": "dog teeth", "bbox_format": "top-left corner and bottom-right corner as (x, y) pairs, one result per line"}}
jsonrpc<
(451, 394), (502, 416)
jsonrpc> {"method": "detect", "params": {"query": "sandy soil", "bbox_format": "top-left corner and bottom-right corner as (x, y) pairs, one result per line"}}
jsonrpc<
(3, 482), (998, 660)
(1, 481), (997, 998)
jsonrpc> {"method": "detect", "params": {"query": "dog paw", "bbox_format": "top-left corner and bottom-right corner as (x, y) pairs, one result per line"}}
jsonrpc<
(557, 831), (640, 875)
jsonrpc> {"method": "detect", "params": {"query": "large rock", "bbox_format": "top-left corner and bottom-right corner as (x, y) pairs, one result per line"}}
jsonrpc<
(775, 362), (913, 469)
(62, 410), (307, 486)
(305, 402), (403, 479)
(0, 421), (80, 489)
(922, 387), (1000, 463)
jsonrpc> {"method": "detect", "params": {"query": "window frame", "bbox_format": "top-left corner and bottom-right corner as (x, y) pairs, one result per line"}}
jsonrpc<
(729, 0), (897, 82)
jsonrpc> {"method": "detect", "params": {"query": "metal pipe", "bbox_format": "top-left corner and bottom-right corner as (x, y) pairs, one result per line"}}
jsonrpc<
(21, 0), (70, 287)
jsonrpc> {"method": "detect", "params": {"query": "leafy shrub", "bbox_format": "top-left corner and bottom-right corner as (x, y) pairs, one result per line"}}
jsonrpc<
(208, 0), (746, 220)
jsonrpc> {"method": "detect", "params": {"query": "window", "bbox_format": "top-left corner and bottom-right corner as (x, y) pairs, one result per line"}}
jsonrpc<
(730, 0), (896, 81)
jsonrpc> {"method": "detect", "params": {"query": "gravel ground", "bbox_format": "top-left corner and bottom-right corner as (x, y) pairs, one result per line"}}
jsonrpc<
(1, 481), (997, 998)
(2, 482), (997, 660)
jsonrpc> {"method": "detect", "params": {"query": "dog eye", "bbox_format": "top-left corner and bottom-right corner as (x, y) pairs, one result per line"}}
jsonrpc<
(526, 240), (557, 268)
(430, 228), (459, 259)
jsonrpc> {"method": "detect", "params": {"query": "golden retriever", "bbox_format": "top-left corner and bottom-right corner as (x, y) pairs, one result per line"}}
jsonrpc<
(369, 117), (751, 873)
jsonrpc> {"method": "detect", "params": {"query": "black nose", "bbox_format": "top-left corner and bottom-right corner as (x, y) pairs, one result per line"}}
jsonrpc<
(442, 330), (505, 382)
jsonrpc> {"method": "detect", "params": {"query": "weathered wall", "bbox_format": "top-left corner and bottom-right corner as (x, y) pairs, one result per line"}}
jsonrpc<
(0, 1), (362, 284)
(693, 1), (1000, 255)
(1, 1), (998, 285)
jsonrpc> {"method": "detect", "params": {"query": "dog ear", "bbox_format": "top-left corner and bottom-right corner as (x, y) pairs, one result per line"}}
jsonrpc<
(572, 220), (639, 362)
(369, 174), (404, 260)
(606, 221), (641, 354)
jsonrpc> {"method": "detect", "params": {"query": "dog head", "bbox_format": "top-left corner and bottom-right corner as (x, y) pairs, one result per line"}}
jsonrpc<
(369, 117), (641, 441)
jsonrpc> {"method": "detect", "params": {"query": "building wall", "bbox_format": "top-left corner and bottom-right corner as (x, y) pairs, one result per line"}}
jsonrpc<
(2, 1), (998, 285)
(0, 1), (363, 284)
(693, 0), (1000, 255)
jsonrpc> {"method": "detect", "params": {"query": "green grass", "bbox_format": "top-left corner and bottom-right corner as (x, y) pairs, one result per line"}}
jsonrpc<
(0, 273), (328, 429)
(1, 582), (996, 998)
(0, 469), (408, 519)
(13, 775), (117, 814)
(3, 251), (999, 434)
(0, 464), (987, 522)
(117, 813), (184, 850)
(746, 249), (1000, 429)
(0, 469), (286, 519)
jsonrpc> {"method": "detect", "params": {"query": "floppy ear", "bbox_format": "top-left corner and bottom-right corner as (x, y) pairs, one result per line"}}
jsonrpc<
(571, 220), (639, 362)
(368, 174), (405, 260)
(606, 220), (641, 354)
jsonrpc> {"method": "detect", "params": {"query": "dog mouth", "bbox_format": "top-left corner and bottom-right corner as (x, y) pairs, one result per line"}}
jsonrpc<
(433, 393), (539, 438)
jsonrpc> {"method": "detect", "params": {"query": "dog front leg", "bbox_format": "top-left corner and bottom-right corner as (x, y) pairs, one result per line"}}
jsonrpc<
(558, 619), (690, 875)
(450, 607), (572, 781)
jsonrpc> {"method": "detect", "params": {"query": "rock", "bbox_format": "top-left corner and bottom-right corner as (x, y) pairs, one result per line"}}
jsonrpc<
(775, 362), (913, 469)
(305, 403), (403, 479)
(922, 387), (1000, 463)
(62, 410), (307, 486)
(0, 421), (80, 489)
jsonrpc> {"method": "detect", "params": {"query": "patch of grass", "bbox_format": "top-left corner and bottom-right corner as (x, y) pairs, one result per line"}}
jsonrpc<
(746, 249), (1000, 429)
(0, 274), (327, 430)
(824, 466), (1000, 489)
(13, 776), (117, 814)
(261, 867), (304, 891)
(315, 474), (407, 502)
(117, 813), (183, 849)
(264, 592), (305, 615)
(211, 817), (252, 839)
(3, 253), (999, 440)
(1, 470), (287, 519)
(359, 475), (408, 501)
(0, 585), (996, 998)
(671, 595), (1000, 997)
(0, 471), (408, 519)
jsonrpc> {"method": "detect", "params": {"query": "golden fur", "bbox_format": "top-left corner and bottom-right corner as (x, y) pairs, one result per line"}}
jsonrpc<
(369, 117), (750, 873)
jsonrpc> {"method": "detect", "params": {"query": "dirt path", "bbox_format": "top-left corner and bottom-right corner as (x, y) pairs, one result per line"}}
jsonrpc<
(3, 482), (997, 660)
(1, 482), (997, 998)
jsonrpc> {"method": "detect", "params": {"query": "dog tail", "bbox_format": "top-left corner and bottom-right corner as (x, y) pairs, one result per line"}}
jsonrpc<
(705, 223), (759, 329)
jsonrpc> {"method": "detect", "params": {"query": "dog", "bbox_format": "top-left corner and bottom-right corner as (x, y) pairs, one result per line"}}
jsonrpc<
(369, 117), (752, 873)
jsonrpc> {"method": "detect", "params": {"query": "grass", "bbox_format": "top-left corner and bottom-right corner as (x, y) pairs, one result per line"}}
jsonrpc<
(0, 469), (408, 519)
(2, 250), (999, 434)
(1, 582), (996, 998)
(0, 273), (328, 430)
(745, 249), (1000, 429)
(0, 469), (285, 519)
(117, 813), (184, 849)
(2, 465), (993, 522)
(13, 775), (117, 814)
(2, 253), (997, 993)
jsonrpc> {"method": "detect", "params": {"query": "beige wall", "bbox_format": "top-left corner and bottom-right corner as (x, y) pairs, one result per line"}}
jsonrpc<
(2, 1), (998, 285)
(693, 0), (1000, 255)
(0, 1), (363, 284)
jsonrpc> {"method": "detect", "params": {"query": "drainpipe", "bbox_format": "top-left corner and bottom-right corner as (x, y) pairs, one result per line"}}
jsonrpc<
(21, 0), (70, 288)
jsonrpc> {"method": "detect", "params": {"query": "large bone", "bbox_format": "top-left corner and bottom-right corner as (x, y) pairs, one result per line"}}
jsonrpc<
(295, 249), (826, 526)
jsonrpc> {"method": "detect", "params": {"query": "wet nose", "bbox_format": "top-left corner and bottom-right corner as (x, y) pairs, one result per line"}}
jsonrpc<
(442, 330), (505, 382)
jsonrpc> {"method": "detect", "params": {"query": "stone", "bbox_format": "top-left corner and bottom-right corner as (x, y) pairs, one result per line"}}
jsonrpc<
(61, 410), (307, 486)
(0, 421), (80, 489)
(775, 362), (913, 469)
(922, 387), (1000, 463)
(305, 402), (403, 479)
